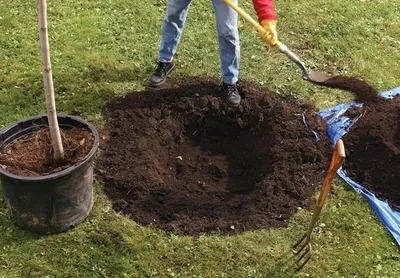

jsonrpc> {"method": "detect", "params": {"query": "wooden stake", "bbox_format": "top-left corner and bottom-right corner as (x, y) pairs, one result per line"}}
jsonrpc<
(38, 0), (64, 161)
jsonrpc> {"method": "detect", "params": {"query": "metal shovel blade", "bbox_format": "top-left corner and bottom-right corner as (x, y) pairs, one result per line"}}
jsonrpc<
(304, 70), (332, 84)
(277, 44), (332, 85)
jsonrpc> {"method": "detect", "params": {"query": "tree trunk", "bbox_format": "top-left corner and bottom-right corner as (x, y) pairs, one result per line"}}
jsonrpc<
(38, 0), (64, 161)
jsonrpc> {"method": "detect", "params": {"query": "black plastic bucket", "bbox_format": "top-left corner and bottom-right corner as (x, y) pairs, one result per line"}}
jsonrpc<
(0, 114), (99, 234)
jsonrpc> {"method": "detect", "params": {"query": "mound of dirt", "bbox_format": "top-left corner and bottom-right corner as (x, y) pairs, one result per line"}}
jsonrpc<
(98, 77), (331, 235)
(342, 96), (400, 210)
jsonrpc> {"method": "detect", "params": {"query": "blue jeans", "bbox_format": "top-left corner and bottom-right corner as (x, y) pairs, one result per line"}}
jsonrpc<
(158, 0), (240, 85)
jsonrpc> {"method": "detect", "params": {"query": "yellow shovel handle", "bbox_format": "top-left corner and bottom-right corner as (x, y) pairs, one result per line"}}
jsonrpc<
(222, 0), (282, 47)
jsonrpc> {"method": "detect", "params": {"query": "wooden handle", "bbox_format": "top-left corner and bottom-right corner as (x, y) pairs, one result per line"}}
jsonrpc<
(317, 139), (345, 208)
(222, 0), (280, 47)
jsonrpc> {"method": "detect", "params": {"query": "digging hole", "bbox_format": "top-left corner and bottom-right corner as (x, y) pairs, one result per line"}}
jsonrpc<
(98, 77), (331, 235)
(183, 112), (274, 194)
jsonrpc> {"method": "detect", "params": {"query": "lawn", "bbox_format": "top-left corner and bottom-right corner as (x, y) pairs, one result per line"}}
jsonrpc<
(1, 0), (400, 277)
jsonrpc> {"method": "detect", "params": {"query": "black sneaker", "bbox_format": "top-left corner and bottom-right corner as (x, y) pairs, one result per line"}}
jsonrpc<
(149, 61), (175, 87)
(222, 82), (241, 107)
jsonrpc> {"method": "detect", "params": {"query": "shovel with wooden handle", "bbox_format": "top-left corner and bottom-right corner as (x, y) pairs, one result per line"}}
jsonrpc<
(222, 0), (332, 84)
(293, 139), (345, 271)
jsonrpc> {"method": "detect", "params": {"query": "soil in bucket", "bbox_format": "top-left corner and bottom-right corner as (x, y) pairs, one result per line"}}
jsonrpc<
(98, 77), (332, 235)
(0, 127), (94, 176)
(341, 94), (400, 210)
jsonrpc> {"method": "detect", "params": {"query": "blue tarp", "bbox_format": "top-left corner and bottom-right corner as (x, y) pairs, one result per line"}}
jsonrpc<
(318, 86), (400, 245)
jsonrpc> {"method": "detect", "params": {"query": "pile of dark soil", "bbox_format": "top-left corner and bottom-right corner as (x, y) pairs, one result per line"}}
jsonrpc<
(98, 77), (332, 235)
(0, 127), (94, 176)
(342, 96), (400, 209)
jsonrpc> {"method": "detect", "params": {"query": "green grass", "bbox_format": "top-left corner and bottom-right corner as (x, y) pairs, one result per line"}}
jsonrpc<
(1, 0), (399, 277)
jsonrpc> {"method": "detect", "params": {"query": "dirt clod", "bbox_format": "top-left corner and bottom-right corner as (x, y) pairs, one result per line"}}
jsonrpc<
(98, 77), (331, 235)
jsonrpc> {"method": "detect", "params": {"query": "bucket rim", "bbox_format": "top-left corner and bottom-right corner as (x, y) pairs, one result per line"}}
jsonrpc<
(0, 114), (100, 181)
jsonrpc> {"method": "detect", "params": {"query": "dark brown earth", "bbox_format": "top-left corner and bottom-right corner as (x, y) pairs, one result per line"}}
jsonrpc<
(0, 127), (94, 176)
(342, 96), (400, 210)
(98, 77), (332, 235)
(343, 105), (364, 119)
(320, 75), (379, 102)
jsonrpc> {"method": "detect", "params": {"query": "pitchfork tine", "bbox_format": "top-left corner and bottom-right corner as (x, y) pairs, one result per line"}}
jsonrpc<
(296, 252), (312, 272)
(293, 139), (345, 271)
(295, 241), (309, 255)
(296, 244), (311, 262)
(293, 233), (307, 250)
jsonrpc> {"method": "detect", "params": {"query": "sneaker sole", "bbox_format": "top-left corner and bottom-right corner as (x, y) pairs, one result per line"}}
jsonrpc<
(225, 99), (240, 107)
(149, 63), (176, 88)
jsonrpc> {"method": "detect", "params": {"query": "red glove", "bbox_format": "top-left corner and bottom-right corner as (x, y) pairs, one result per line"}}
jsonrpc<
(252, 0), (277, 22)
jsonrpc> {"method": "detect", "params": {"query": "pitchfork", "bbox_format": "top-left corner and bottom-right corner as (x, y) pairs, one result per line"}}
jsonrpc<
(293, 139), (345, 271)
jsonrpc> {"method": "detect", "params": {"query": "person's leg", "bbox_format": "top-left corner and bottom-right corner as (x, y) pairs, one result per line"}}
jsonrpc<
(211, 0), (241, 106)
(150, 0), (192, 87)
(211, 0), (240, 85)
(158, 0), (192, 62)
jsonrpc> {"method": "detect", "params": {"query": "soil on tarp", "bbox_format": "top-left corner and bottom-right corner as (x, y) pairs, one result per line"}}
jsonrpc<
(0, 127), (94, 176)
(98, 77), (332, 235)
(342, 96), (400, 210)
(343, 105), (364, 119)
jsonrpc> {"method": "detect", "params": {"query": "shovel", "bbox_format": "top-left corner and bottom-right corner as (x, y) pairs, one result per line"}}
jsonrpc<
(222, 0), (332, 84)
(293, 139), (345, 271)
